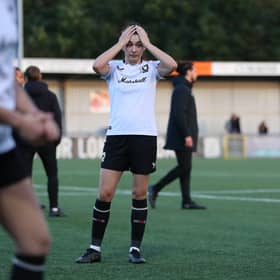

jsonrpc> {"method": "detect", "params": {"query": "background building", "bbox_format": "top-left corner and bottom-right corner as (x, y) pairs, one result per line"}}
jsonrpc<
(19, 59), (280, 159)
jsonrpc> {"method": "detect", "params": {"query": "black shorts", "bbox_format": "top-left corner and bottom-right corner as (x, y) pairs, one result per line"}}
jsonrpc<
(0, 147), (28, 188)
(101, 135), (157, 174)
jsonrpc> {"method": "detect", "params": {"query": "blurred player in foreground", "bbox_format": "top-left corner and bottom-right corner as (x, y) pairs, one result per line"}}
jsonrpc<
(0, 1), (59, 279)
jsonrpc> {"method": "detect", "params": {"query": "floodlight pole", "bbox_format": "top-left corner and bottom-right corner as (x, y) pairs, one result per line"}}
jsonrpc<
(17, 0), (23, 69)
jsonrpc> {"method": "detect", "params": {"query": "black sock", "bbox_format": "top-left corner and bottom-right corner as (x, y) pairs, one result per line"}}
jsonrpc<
(131, 199), (148, 248)
(91, 199), (111, 246)
(10, 254), (45, 280)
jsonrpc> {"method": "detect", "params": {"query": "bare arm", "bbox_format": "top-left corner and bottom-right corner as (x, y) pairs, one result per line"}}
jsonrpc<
(0, 82), (37, 125)
(0, 81), (59, 145)
(93, 25), (137, 76)
(0, 106), (22, 128)
(0, 104), (46, 145)
(135, 25), (177, 77)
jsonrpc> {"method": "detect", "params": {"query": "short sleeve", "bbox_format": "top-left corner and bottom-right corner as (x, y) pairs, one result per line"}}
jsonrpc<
(101, 60), (119, 80)
(149, 60), (162, 80)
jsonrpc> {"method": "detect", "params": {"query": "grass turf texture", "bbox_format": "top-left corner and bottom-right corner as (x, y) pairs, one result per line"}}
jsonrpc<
(1, 158), (280, 279)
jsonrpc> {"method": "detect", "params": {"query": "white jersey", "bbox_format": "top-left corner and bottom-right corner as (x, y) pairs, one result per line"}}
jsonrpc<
(0, 0), (18, 154)
(102, 60), (162, 136)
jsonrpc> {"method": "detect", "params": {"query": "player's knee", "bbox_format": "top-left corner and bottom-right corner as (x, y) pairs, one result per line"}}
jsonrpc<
(39, 232), (52, 254)
(33, 231), (51, 255)
(132, 189), (147, 200)
(22, 232), (52, 256)
(98, 191), (114, 202)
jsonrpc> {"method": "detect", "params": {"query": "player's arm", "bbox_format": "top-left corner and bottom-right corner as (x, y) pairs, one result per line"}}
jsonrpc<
(93, 25), (136, 76)
(0, 102), (45, 146)
(15, 83), (59, 143)
(0, 81), (35, 125)
(135, 25), (177, 77)
(15, 82), (59, 142)
(0, 106), (21, 128)
(0, 81), (60, 145)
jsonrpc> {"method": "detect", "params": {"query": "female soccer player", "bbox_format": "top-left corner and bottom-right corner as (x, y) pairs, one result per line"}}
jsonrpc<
(76, 24), (177, 264)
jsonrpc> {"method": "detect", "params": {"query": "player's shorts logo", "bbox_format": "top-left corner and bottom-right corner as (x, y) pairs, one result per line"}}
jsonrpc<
(101, 152), (106, 162)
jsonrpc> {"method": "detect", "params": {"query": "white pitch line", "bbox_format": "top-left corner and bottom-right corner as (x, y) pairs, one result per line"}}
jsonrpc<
(193, 194), (280, 203)
(33, 184), (280, 204)
(34, 184), (280, 194)
(33, 170), (280, 178)
(195, 189), (280, 194)
(193, 172), (280, 178)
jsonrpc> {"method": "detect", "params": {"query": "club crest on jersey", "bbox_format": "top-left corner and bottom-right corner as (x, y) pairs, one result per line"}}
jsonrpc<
(140, 64), (149, 73)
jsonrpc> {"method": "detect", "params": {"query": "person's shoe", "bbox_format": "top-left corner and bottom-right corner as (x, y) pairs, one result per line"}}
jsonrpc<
(49, 207), (66, 217)
(75, 248), (101, 263)
(40, 204), (46, 209)
(128, 248), (146, 264)
(148, 185), (157, 209)
(182, 201), (206, 210)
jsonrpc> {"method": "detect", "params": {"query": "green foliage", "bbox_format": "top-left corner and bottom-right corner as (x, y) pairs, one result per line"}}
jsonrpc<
(23, 0), (280, 60)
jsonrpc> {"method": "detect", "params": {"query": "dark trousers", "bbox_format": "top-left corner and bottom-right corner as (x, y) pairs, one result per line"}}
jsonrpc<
(19, 143), (59, 209)
(153, 149), (192, 204)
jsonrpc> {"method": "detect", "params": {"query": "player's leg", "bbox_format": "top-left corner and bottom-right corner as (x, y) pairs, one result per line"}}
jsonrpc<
(92, 168), (122, 247)
(0, 178), (51, 280)
(75, 168), (122, 263)
(129, 174), (149, 264)
(129, 135), (157, 263)
(95, 134), (128, 246)
(0, 147), (50, 279)
(129, 174), (149, 263)
(76, 135), (127, 263)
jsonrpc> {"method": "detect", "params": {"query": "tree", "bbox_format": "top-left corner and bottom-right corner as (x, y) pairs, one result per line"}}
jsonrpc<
(23, 0), (280, 60)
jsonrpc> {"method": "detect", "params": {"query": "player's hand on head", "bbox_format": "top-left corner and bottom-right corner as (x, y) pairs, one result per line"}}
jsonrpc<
(118, 25), (137, 47)
(135, 25), (150, 47)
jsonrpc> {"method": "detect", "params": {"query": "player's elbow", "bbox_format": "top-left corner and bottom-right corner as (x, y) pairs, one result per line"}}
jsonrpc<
(92, 61), (104, 74)
(171, 61), (178, 71)
(92, 64), (99, 74)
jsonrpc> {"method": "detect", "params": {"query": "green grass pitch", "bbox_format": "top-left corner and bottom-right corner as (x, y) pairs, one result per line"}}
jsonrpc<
(1, 158), (280, 279)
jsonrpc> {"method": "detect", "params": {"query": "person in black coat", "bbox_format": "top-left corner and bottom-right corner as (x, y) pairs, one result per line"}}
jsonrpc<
(16, 65), (65, 217)
(225, 113), (241, 134)
(148, 61), (206, 209)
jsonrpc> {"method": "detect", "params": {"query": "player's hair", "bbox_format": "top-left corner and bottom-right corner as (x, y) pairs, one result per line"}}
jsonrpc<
(120, 22), (147, 60)
(177, 61), (193, 76)
(24, 65), (41, 81)
(121, 21), (143, 35)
